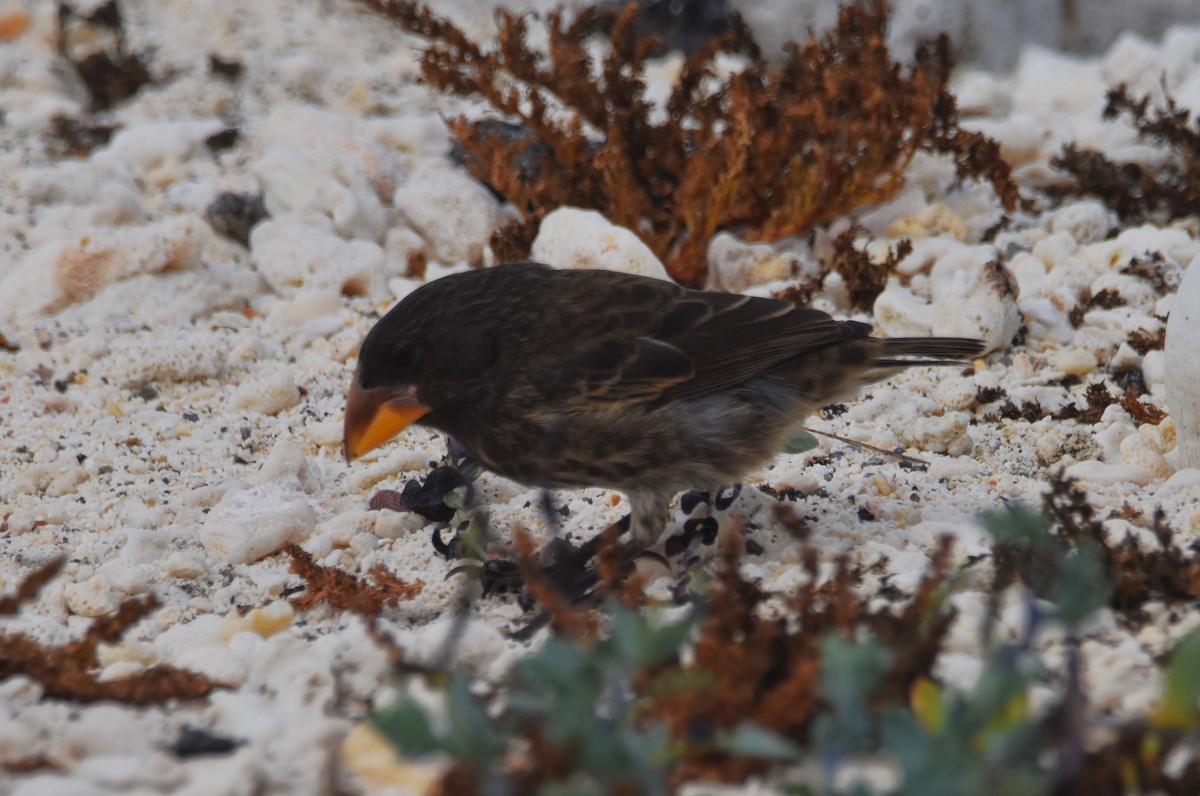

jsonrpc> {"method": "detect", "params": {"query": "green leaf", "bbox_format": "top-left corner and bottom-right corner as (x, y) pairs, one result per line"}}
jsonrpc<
(444, 676), (501, 763)
(783, 429), (820, 454)
(609, 601), (693, 671)
(1151, 629), (1200, 730)
(819, 635), (889, 710)
(1052, 543), (1110, 628)
(443, 486), (466, 509)
(370, 698), (444, 757)
(909, 677), (945, 734)
(717, 723), (803, 761)
(981, 506), (1051, 547)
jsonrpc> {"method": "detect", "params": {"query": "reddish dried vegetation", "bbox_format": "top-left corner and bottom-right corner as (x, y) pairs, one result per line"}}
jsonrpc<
(829, 227), (914, 311)
(489, 512), (955, 788)
(988, 378), (1167, 427)
(1045, 474), (1200, 620)
(366, 0), (1017, 285)
(653, 531), (954, 784)
(284, 543), (424, 615)
(1053, 85), (1200, 222)
(0, 557), (217, 704)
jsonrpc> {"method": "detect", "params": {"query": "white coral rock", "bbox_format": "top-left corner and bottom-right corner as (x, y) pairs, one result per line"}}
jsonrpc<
(531, 207), (670, 280)
(874, 251), (1020, 353)
(1166, 253), (1200, 467)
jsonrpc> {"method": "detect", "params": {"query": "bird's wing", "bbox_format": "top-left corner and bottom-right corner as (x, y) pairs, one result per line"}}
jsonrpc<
(650, 291), (871, 403)
(540, 275), (869, 408)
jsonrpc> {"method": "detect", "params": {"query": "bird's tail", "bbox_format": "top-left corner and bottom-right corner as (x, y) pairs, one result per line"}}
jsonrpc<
(873, 337), (987, 369)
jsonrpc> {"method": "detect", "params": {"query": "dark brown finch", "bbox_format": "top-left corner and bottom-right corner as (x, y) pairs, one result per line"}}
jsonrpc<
(344, 262), (985, 546)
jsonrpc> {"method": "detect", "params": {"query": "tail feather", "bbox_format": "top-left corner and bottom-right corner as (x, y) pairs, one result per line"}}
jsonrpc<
(876, 337), (987, 367)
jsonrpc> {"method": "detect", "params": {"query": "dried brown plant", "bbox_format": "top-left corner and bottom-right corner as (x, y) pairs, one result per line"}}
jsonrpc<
(651, 531), (955, 784)
(829, 227), (913, 311)
(285, 543), (424, 615)
(1053, 84), (1200, 222)
(0, 557), (217, 704)
(55, 0), (152, 111)
(365, 0), (1017, 285)
(1045, 476), (1200, 620)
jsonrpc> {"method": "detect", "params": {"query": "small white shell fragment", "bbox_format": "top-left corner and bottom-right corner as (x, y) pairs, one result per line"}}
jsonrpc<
(270, 288), (343, 327)
(319, 509), (377, 547)
(895, 413), (973, 456)
(932, 374), (978, 411)
(252, 106), (403, 241)
(1165, 254), (1200, 467)
(1142, 351), (1167, 393)
(1012, 47), (1108, 114)
(105, 330), (231, 389)
(63, 576), (120, 617)
(92, 119), (227, 181)
(531, 207), (671, 281)
(1140, 416), (1176, 455)
(393, 169), (500, 266)
(1095, 423), (1136, 465)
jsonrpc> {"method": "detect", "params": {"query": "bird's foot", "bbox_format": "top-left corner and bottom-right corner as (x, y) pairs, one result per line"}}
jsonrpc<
(441, 514), (642, 640)
(666, 484), (742, 558)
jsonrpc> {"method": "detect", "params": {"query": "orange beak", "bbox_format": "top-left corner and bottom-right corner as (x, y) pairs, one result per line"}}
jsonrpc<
(343, 370), (430, 462)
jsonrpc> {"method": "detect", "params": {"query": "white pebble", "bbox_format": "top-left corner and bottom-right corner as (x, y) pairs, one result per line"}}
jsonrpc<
(531, 207), (670, 280)
(198, 485), (317, 565)
(251, 217), (386, 299)
(885, 202), (968, 241)
(253, 437), (322, 494)
(319, 510), (376, 547)
(253, 106), (402, 241)
(1012, 47), (1108, 114)
(1054, 347), (1098, 376)
(1064, 459), (1155, 487)
(1142, 350), (1166, 392)
(170, 645), (248, 687)
(230, 366), (301, 416)
(105, 329), (230, 389)
(92, 119), (226, 181)
(270, 288), (343, 327)
(895, 413), (973, 456)
(1044, 200), (1114, 243)
(1120, 433), (1173, 480)
(705, 233), (810, 291)
(393, 169), (499, 266)
(63, 576), (119, 617)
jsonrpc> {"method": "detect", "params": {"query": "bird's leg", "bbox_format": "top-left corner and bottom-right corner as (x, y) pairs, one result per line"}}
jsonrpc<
(537, 489), (563, 537)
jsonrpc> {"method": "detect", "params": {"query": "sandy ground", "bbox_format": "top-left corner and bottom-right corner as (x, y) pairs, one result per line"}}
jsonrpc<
(1, 1), (1199, 794)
